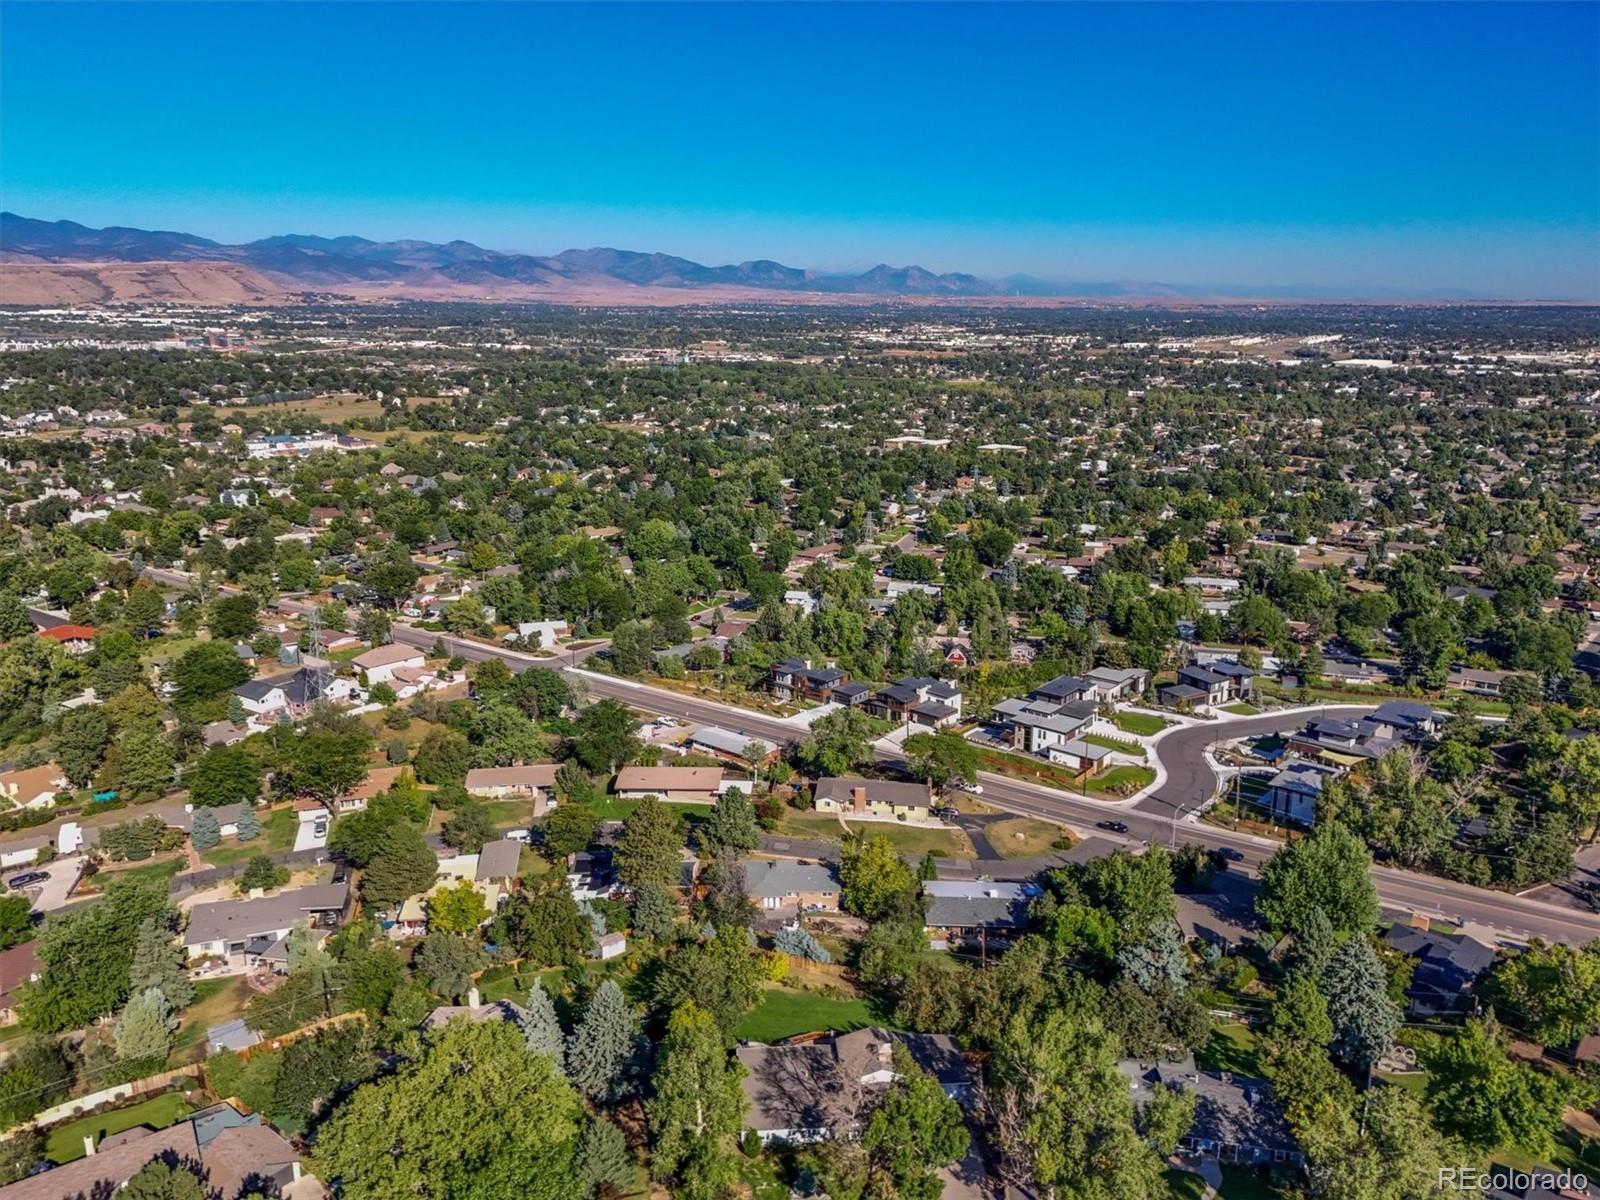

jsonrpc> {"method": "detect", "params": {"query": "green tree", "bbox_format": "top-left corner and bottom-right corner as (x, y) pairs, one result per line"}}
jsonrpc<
(413, 727), (473, 785)
(491, 882), (592, 967)
(1257, 822), (1379, 939)
(441, 801), (495, 854)
(572, 699), (640, 774)
(839, 830), (916, 921)
(115, 721), (174, 799)
(567, 979), (640, 1102)
(1320, 936), (1400, 1072)
(648, 1002), (746, 1184)
(902, 730), (979, 795)
(794, 708), (875, 777)
(0, 896), (33, 953)
(858, 1043), (971, 1195)
(312, 1019), (581, 1200)
(1045, 849), (1176, 951)
(129, 916), (194, 1008)
(1424, 1016), (1562, 1156)
(1485, 938), (1600, 1046)
(22, 876), (171, 1031)
(652, 931), (764, 1039)
(121, 1160), (207, 1200)
(989, 1005), (1168, 1200)
(414, 932), (486, 1000)
(695, 789), (760, 858)
(208, 594), (261, 639)
(0, 594), (34, 642)
(542, 802), (599, 860)
(52, 706), (111, 787)
(234, 804), (260, 841)
(361, 823), (440, 907)
(114, 986), (176, 1062)
(576, 1117), (633, 1199)
(0, 1037), (73, 1125)
(427, 880), (490, 935)
(520, 979), (565, 1071)
(186, 743), (263, 807)
(168, 641), (251, 703)
(189, 806), (221, 850)
(614, 796), (685, 890)
(631, 882), (677, 942)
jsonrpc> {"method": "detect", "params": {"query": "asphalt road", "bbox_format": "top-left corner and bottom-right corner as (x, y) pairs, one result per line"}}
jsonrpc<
(136, 565), (1600, 944)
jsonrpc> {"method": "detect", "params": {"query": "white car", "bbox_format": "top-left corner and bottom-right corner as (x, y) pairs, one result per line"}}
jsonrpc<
(965, 784), (984, 795)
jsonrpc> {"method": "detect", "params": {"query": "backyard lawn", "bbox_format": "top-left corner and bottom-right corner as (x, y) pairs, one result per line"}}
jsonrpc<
(45, 1092), (194, 1164)
(200, 807), (296, 867)
(95, 857), (185, 888)
(1084, 765), (1156, 797)
(735, 985), (896, 1043)
(840, 819), (974, 859)
(171, 976), (253, 1062)
(1196, 1022), (1266, 1078)
(1111, 711), (1170, 736)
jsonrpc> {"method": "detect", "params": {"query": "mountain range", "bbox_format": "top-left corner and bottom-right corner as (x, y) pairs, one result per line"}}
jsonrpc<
(1, 212), (1077, 304)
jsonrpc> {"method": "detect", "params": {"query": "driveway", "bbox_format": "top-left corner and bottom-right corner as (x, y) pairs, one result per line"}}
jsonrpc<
(21, 855), (85, 913)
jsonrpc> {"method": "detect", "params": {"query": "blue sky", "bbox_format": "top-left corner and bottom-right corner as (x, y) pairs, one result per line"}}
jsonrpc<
(3, 1), (1598, 297)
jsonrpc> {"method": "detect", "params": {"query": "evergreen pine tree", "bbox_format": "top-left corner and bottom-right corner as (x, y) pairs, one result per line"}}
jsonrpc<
(577, 1117), (633, 1197)
(1322, 935), (1401, 1072)
(520, 979), (565, 1072)
(631, 883), (676, 942)
(114, 987), (176, 1062)
(128, 917), (194, 1009)
(189, 808), (221, 851)
(566, 980), (638, 1101)
(234, 806), (260, 841)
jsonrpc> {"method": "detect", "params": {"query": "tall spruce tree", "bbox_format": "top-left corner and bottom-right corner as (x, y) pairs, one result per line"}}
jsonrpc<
(128, 917), (194, 1009)
(566, 980), (638, 1102)
(521, 979), (565, 1072)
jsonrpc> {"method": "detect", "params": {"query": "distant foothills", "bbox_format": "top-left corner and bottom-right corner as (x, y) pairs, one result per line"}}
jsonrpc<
(0, 211), (1543, 306)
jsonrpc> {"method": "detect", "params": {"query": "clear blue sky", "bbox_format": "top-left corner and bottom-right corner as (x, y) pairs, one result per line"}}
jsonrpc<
(4, 1), (1598, 298)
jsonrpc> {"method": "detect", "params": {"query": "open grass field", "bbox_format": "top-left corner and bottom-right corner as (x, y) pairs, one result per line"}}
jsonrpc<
(250, 391), (387, 422)
(1084, 765), (1156, 796)
(983, 816), (1066, 858)
(46, 1092), (194, 1164)
(1111, 711), (1170, 736)
(841, 819), (974, 858)
(734, 985), (897, 1043)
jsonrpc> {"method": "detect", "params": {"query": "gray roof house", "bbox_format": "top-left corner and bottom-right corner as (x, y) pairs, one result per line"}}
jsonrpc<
(743, 859), (840, 912)
(1120, 1055), (1302, 1166)
(183, 882), (350, 967)
(737, 1028), (971, 1145)
(922, 880), (1037, 941)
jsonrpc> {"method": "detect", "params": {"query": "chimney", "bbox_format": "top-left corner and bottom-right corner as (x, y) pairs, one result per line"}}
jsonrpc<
(851, 786), (866, 814)
(876, 1041), (892, 1065)
(467, 985), (481, 1009)
(83, 1135), (96, 1157)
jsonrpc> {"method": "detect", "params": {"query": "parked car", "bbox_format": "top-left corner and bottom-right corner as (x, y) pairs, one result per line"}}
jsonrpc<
(1096, 820), (1129, 834)
(932, 806), (959, 822)
(6, 870), (48, 891)
(331, 864), (349, 885)
(964, 784), (984, 795)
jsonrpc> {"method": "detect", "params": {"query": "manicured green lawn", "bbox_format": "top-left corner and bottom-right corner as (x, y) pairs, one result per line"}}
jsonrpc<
(1084, 765), (1156, 796)
(1223, 703), (1260, 716)
(735, 987), (897, 1043)
(201, 807), (295, 867)
(1111, 711), (1170, 736)
(1082, 732), (1146, 758)
(1196, 1023), (1266, 1078)
(584, 796), (712, 823)
(46, 1092), (194, 1164)
(840, 820), (974, 859)
(98, 857), (185, 888)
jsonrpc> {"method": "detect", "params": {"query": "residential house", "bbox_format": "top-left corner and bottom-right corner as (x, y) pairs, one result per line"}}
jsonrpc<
(464, 764), (561, 817)
(738, 1029), (971, 1146)
(1382, 925), (1497, 1017)
(1446, 666), (1520, 697)
(782, 590), (820, 616)
(0, 762), (68, 810)
(0, 941), (39, 1025)
(1083, 665), (1150, 701)
(393, 852), (505, 938)
(743, 859), (840, 914)
(511, 619), (570, 649)
(1120, 1055), (1302, 1166)
(813, 777), (931, 821)
(1287, 699), (1446, 766)
(769, 659), (850, 703)
(1030, 673), (1094, 703)
(1169, 660), (1254, 707)
(0, 1101), (315, 1200)
(614, 765), (726, 804)
(1261, 760), (1341, 826)
(422, 987), (528, 1031)
(867, 676), (963, 728)
(923, 880), (1036, 947)
(0, 833), (51, 870)
(990, 694), (1098, 757)
(686, 726), (778, 768)
(353, 642), (426, 685)
(337, 765), (406, 813)
(182, 882), (352, 972)
(39, 623), (97, 655)
(566, 849), (616, 901)
(475, 838), (523, 886)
